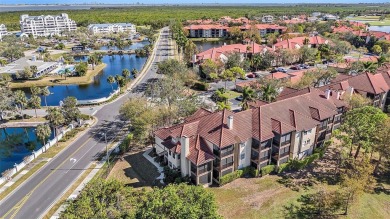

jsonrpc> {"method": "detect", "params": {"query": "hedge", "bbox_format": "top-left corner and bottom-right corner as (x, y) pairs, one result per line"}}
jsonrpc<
(219, 167), (258, 185)
(219, 170), (243, 186)
(277, 163), (290, 174)
(260, 165), (275, 176)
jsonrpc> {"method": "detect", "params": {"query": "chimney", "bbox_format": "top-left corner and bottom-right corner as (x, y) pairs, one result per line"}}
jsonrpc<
(227, 115), (234, 130)
(325, 89), (331, 99)
(180, 136), (190, 177)
(336, 91), (341, 100)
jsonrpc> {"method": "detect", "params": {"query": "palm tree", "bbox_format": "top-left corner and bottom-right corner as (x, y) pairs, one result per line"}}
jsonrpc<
(36, 123), (51, 150)
(41, 86), (51, 107)
(29, 95), (41, 118)
(363, 61), (377, 73)
(377, 55), (387, 67)
(240, 87), (256, 110)
(30, 86), (41, 96)
(131, 68), (139, 78)
(107, 75), (116, 91)
(46, 107), (64, 144)
(0, 59), (7, 66)
(122, 69), (130, 78)
(260, 81), (279, 103)
(30, 65), (38, 77)
(14, 90), (28, 117)
(64, 68), (71, 79)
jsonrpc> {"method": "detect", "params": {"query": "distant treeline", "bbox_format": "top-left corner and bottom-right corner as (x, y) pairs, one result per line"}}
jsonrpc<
(2, 5), (390, 31)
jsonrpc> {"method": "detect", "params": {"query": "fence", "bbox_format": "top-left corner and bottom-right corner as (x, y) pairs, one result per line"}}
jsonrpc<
(76, 88), (120, 105)
(0, 124), (75, 185)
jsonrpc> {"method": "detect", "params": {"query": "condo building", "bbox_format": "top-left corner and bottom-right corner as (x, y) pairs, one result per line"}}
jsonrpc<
(20, 13), (77, 37)
(154, 87), (347, 186)
(87, 23), (136, 35)
(0, 24), (9, 41)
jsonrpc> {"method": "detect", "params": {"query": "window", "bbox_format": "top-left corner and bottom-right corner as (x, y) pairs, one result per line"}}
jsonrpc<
(241, 153), (245, 160)
(221, 168), (233, 177)
(304, 139), (311, 145)
(169, 151), (172, 156)
(261, 151), (269, 158)
(280, 146), (289, 154)
(220, 145), (234, 157)
(168, 161), (172, 168)
(178, 154), (180, 159)
(173, 153), (175, 159)
(213, 144), (220, 156)
(261, 140), (271, 149)
(280, 133), (291, 144)
(251, 150), (259, 160)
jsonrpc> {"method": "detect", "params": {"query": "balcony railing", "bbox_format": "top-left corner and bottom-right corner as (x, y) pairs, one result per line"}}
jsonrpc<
(280, 141), (291, 147)
(318, 126), (327, 131)
(259, 156), (269, 162)
(198, 167), (211, 175)
(279, 152), (289, 158)
(220, 150), (234, 158)
(218, 162), (233, 170)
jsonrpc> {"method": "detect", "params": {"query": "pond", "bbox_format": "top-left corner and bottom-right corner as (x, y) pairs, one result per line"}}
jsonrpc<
(368, 26), (390, 33)
(17, 54), (147, 106)
(193, 40), (231, 52)
(99, 40), (150, 51)
(0, 127), (55, 173)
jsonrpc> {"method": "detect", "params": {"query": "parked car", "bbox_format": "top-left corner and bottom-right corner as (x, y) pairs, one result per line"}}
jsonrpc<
(246, 73), (255, 78)
(275, 67), (288, 73)
(290, 65), (302, 70)
(235, 95), (243, 101)
(254, 72), (262, 78)
(299, 64), (310, 69)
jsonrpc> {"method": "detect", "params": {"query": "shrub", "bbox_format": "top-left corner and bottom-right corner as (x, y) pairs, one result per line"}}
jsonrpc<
(277, 163), (290, 174)
(219, 170), (243, 186)
(251, 167), (259, 177)
(260, 165), (275, 176)
(192, 81), (210, 91)
(79, 114), (91, 120)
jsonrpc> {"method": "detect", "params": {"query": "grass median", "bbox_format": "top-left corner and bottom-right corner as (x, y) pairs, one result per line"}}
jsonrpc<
(9, 63), (107, 89)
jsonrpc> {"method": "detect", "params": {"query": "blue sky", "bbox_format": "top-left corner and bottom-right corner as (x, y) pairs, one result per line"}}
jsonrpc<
(3, 0), (389, 4)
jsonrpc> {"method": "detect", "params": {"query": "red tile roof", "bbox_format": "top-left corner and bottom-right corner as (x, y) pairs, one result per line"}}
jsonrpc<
(273, 36), (328, 50)
(155, 88), (346, 165)
(196, 42), (271, 62)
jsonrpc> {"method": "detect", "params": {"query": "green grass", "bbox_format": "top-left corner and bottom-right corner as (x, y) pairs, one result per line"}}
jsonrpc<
(348, 16), (390, 26)
(225, 90), (241, 99)
(189, 38), (222, 42)
(209, 175), (390, 219)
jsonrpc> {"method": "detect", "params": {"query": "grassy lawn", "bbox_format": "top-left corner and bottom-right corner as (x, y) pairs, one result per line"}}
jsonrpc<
(50, 52), (66, 60)
(1, 116), (47, 124)
(347, 16), (390, 26)
(9, 63), (107, 88)
(210, 175), (390, 219)
(225, 90), (241, 99)
(107, 150), (160, 188)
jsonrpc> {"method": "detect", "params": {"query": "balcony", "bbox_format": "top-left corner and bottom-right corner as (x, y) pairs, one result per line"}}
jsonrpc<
(259, 156), (269, 162)
(280, 141), (291, 147)
(279, 152), (289, 158)
(215, 162), (234, 171)
(220, 150), (234, 158)
(318, 126), (327, 131)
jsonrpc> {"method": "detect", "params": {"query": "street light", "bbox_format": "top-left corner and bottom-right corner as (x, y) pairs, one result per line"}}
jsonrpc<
(104, 132), (109, 178)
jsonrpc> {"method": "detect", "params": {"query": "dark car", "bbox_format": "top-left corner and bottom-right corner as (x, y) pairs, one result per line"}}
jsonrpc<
(290, 65), (302, 70)
(247, 73), (255, 78)
(299, 64), (309, 69)
(235, 96), (243, 101)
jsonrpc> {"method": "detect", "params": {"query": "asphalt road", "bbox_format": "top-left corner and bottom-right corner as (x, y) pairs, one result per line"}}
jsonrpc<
(0, 27), (173, 219)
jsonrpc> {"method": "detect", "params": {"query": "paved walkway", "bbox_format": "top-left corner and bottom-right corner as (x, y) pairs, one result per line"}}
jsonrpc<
(142, 147), (164, 184)
(0, 158), (51, 193)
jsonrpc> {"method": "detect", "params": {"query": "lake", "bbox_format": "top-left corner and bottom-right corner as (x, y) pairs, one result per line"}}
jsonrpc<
(0, 127), (54, 173)
(99, 41), (150, 51)
(369, 26), (390, 33)
(18, 54), (147, 106)
(194, 40), (230, 52)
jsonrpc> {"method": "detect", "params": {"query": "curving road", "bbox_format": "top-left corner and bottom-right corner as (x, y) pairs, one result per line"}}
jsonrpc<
(0, 27), (174, 219)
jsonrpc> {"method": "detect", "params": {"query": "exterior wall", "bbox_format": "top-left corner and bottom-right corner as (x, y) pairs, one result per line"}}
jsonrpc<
(238, 140), (251, 169)
(88, 23), (136, 34)
(20, 14), (77, 37)
(154, 136), (165, 155)
(188, 28), (228, 38)
(167, 151), (181, 169)
(292, 127), (316, 159)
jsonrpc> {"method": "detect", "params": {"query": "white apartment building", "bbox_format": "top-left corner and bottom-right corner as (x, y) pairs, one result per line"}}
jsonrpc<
(262, 15), (274, 23)
(0, 24), (9, 41)
(20, 13), (77, 37)
(87, 23), (136, 34)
